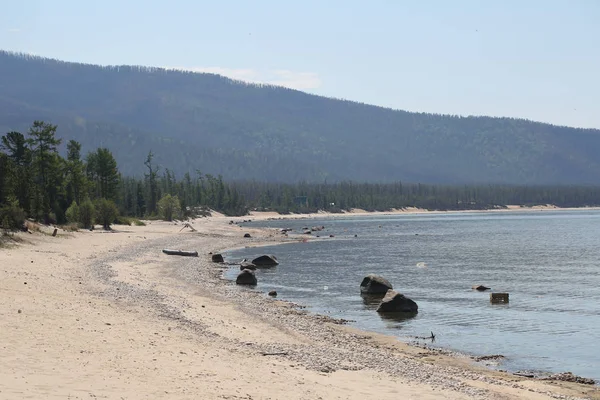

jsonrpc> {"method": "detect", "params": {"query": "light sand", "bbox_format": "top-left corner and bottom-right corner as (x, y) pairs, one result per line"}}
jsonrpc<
(244, 205), (600, 223)
(1, 217), (598, 400)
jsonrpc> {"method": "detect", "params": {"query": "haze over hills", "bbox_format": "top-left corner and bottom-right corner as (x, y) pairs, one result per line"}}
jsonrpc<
(1, 50), (599, 184)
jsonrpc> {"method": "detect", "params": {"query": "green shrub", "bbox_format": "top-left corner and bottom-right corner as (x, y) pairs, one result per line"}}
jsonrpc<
(65, 201), (80, 224)
(113, 216), (145, 226)
(0, 199), (26, 231)
(157, 194), (181, 221)
(95, 198), (119, 230)
(79, 199), (95, 229)
(114, 215), (132, 225)
(47, 212), (58, 225)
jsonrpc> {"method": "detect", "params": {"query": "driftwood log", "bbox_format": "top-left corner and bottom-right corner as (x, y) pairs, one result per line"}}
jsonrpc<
(162, 249), (199, 257)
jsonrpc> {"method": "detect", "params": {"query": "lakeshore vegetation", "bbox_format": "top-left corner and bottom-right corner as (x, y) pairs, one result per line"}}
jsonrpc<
(2, 121), (600, 230)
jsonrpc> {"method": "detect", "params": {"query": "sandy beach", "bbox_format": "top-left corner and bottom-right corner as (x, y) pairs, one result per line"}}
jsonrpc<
(239, 205), (600, 223)
(1, 214), (598, 400)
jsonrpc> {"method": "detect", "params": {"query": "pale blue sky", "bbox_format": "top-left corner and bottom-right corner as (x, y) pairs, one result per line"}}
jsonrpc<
(1, 0), (599, 128)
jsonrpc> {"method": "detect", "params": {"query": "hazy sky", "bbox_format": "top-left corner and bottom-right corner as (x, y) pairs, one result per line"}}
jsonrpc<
(1, 0), (599, 128)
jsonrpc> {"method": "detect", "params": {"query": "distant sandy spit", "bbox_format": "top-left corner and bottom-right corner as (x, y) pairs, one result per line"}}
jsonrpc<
(242, 205), (600, 222)
(0, 217), (597, 400)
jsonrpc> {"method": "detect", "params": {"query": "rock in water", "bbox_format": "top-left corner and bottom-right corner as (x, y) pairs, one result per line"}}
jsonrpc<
(268, 290), (277, 297)
(236, 269), (257, 285)
(360, 274), (393, 295)
(251, 255), (279, 267)
(376, 290), (418, 313)
(240, 259), (257, 270)
(472, 285), (491, 291)
(211, 253), (224, 263)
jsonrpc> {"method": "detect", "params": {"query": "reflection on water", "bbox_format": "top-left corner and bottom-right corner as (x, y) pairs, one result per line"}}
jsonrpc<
(226, 210), (600, 380)
(377, 311), (419, 323)
(360, 293), (385, 307)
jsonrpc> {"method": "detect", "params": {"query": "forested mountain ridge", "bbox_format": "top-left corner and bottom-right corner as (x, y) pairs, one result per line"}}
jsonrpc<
(1, 50), (600, 184)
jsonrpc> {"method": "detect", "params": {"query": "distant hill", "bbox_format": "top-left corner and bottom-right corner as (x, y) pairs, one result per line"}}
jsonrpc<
(1, 50), (600, 184)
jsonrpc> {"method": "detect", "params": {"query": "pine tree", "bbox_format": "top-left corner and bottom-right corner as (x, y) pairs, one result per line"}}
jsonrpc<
(65, 140), (87, 205)
(94, 148), (119, 200)
(1, 131), (32, 214)
(27, 121), (62, 222)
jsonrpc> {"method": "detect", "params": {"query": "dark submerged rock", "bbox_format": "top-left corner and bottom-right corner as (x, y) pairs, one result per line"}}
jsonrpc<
(376, 290), (418, 314)
(251, 255), (279, 267)
(360, 274), (393, 295)
(472, 285), (491, 291)
(240, 259), (257, 270)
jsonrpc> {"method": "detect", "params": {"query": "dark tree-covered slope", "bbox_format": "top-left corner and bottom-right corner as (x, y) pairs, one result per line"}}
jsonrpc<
(1, 50), (599, 183)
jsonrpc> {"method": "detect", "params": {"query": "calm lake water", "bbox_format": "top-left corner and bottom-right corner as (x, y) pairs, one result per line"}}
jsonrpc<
(225, 211), (600, 381)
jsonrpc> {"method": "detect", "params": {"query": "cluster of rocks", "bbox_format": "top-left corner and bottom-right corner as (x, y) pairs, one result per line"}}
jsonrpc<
(360, 274), (418, 314)
(300, 225), (325, 235)
(235, 255), (279, 286)
(540, 372), (596, 385)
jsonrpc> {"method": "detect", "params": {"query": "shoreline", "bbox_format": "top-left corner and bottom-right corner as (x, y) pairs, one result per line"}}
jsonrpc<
(186, 214), (600, 398)
(1, 217), (598, 399)
(218, 205), (600, 224)
(220, 217), (599, 384)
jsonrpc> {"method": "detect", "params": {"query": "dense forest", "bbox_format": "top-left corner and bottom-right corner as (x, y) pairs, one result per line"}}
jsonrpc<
(2, 122), (600, 231)
(2, 51), (600, 184)
(0, 121), (246, 228)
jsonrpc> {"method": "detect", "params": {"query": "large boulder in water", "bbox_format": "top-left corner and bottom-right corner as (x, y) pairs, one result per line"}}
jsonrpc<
(251, 255), (279, 267)
(360, 274), (393, 295)
(236, 269), (257, 285)
(376, 290), (418, 313)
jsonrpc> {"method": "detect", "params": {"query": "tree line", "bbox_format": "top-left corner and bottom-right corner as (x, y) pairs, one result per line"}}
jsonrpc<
(2, 121), (600, 230)
(0, 121), (246, 229)
(234, 181), (600, 213)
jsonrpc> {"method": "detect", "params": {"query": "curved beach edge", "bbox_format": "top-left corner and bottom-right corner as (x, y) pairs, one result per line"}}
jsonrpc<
(0, 215), (597, 400)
